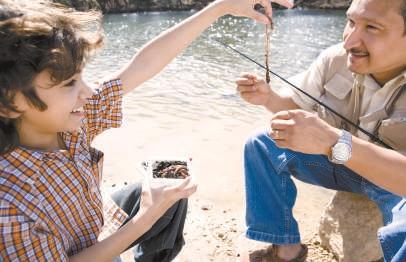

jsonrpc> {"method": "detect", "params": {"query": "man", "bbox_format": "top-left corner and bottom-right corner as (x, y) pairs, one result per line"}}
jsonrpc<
(237, 0), (406, 261)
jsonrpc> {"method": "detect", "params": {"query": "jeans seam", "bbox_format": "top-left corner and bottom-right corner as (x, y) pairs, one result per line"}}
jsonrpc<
(281, 173), (290, 235)
(377, 229), (393, 261)
(304, 161), (362, 185)
(361, 179), (392, 225)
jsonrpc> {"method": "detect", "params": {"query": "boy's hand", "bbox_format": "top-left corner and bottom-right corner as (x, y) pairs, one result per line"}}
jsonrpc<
(236, 73), (271, 106)
(217, 0), (293, 24)
(135, 177), (197, 228)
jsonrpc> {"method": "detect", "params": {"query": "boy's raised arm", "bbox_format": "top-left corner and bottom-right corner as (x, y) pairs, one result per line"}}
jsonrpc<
(115, 0), (293, 94)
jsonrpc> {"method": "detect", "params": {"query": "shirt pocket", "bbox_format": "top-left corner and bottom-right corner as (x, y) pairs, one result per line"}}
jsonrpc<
(315, 74), (353, 128)
(378, 111), (406, 154)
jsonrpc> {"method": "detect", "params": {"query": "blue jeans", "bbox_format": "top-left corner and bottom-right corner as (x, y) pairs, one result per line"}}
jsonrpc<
(244, 131), (406, 262)
(112, 183), (187, 262)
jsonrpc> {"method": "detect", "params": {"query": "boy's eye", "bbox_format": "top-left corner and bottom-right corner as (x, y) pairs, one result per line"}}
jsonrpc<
(64, 79), (77, 87)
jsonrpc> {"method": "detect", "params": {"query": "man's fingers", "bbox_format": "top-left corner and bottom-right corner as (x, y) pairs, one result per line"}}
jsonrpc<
(237, 85), (257, 93)
(240, 73), (258, 80)
(269, 129), (287, 140)
(236, 77), (256, 86)
(271, 110), (293, 120)
(270, 119), (294, 130)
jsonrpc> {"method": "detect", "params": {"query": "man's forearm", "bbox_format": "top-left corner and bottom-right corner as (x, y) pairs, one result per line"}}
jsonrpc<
(346, 136), (406, 197)
(264, 88), (300, 113)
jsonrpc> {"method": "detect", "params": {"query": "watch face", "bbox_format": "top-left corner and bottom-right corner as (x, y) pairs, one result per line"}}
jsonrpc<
(333, 143), (351, 162)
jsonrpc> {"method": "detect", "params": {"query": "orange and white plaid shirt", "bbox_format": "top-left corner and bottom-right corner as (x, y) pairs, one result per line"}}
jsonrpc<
(0, 79), (129, 261)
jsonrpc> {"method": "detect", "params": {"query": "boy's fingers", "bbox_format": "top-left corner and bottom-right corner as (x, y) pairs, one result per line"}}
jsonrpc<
(272, 0), (294, 9)
(256, 0), (293, 20)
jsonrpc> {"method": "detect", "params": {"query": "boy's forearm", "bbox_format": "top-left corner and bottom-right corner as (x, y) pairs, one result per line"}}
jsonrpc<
(119, 1), (227, 94)
(69, 214), (150, 262)
(346, 136), (406, 197)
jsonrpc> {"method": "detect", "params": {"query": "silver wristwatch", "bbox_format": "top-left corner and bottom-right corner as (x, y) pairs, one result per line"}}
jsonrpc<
(329, 129), (352, 165)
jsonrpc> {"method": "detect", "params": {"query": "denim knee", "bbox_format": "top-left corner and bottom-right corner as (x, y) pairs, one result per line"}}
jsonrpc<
(244, 131), (296, 176)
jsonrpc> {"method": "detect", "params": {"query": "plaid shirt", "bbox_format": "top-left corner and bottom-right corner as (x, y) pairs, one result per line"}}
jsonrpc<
(0, 79), (128, 261)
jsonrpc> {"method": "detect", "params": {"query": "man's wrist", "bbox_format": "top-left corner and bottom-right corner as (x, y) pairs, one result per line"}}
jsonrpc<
(324, 127), (342, 155)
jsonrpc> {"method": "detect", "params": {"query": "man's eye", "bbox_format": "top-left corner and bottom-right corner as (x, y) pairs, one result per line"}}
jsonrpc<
(366, 25), (379, 31)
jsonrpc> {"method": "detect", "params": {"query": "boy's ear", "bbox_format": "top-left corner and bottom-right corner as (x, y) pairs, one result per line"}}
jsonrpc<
(0, 92), (27, 119)
(0, 108), (22, 118)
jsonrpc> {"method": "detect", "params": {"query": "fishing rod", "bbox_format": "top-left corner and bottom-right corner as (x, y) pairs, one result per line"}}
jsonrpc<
(212, 38), (393, 150)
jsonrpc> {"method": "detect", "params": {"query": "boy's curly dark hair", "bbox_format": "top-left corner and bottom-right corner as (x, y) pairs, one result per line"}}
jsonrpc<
(0, 0), (103, 153)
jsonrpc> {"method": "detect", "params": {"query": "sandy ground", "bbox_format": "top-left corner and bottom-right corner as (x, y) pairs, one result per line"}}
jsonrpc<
(94, 114), (337, 261)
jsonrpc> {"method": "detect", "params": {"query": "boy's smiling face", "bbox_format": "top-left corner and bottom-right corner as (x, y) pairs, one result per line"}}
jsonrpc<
(14, 70), (93, 149)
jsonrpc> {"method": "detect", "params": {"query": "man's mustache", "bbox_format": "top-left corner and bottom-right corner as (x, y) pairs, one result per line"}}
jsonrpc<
(347, 48), (369, 56)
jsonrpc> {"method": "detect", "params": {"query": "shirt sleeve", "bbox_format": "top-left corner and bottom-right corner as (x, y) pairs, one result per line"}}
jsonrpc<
(0, 201), (68, 262)
(83, 78), (124, 143)
(289, 46), (335, 112)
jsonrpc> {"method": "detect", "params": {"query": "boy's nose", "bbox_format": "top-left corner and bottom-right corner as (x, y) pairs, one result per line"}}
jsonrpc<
(78, 80), (94, 100)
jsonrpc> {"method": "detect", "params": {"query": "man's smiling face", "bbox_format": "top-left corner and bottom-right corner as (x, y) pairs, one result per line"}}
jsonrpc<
(343, 0), (406, 85)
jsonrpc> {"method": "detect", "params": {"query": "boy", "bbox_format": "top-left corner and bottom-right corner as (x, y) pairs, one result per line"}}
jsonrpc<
(0, 0), (293, 261)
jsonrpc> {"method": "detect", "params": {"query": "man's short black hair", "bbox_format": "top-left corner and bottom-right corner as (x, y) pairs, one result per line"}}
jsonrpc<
(402, 0), (406, 34)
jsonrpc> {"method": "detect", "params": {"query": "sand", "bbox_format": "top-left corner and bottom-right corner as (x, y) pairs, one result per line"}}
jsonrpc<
(94, 113), (336, 261)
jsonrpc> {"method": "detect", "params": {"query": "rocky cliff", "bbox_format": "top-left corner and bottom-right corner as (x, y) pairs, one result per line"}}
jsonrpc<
(55, 0), (351, 13)
(297, 0), (351, 9)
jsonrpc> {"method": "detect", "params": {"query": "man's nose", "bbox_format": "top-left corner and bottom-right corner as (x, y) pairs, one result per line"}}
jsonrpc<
(343, 26), (362, 51)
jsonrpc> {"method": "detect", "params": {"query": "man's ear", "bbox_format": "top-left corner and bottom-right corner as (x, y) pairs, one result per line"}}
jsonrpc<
(0, 92), (27, 119)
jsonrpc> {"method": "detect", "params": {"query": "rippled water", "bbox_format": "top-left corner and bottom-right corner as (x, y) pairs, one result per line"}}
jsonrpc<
(84, 9), (346, 124)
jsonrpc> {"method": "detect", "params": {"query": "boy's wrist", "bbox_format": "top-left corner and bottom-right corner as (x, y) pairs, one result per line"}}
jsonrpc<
(209, 0), (229, 17)
(130, 213), (154, 232)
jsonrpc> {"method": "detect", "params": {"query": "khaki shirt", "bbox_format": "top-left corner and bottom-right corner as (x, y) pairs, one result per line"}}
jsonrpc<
(289, 43), (406, 154)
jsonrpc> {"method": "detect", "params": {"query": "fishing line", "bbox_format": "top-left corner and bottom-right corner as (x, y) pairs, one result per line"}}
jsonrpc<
(212, 38), (392, 149)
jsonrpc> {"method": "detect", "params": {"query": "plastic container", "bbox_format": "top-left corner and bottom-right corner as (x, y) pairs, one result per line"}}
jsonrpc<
(140, 157), (195, 187)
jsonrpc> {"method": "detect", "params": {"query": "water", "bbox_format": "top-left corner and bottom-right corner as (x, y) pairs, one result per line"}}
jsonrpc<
(84, 9), (346, 124)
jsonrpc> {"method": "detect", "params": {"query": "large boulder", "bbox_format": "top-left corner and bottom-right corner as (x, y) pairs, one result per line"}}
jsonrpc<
(318, 191), (383, 262)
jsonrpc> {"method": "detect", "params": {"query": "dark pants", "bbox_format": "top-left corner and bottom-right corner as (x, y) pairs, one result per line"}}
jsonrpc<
(111, 183), (188, 262)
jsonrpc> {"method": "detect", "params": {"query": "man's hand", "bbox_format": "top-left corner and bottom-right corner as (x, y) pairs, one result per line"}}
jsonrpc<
(236, 73), (272, 106)
(269, 109), (341, 155)
(135, 177), (197, 228)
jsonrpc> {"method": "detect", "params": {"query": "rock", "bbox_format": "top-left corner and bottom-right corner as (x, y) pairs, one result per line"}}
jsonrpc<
(54, 0), (101, 11)
(295, 0), (351, 9)
(201, 204), (212, 211)
(319, 191), (383, 262)
(54, 0), (352, 13)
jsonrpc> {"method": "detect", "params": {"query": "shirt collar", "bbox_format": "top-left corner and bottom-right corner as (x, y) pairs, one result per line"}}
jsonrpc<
(353, 69), (406, 90)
